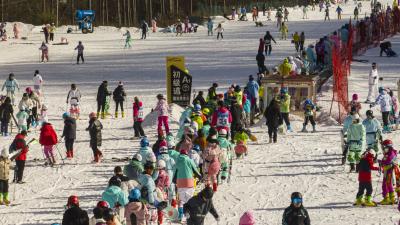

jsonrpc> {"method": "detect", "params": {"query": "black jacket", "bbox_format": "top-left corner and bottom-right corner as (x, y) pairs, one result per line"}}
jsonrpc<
(96, 83), (111, 103)
(256, 52), (265, 65)
(62, 206), (89, 225)
(282, 205), (310, 225)
(87, 118), (103, 147)
(0, 102), (13, 122)
(193, 95), (206, 108)
(230, 104), (243, 128)
(264, 33), (276, 45)
(113, 85), (126, 102)
(264, 104), (282, 128)
(183, 195), (219, 225)
(62, 117), (77, 140)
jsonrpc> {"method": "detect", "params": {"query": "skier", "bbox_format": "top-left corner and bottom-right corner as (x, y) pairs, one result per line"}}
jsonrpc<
(365, 63), (379, 103)
(207, 18), (214, 36)
(306, 44), (316, 71)
(0, 147), (11, 206)
(349, 93), (362, 115)
(336, 5), (343, 20)
(303, 6), (309, 19)
(42, 24), (49, 43)
(324, 7), (330, 21)
(346, 114), (366, 172)
(13, 23), (19, 39)
(175, 148), (202, 221)
(280, 22), (288, 40)
(1, 73), (20, 106)
(293, 32), (300, 52)
(193, 91), (206, 108)
(354, 6), (359, 20)
(124, 153), (144, 181)
(301, 99), (317, 133)
(154, 94), (170, 135)
(139, 137), (153, 165)
(133, 96), (145, 138)
(16, 107), (28, 132)
(284, 8), (289, 22)
(25, 87), (41, 129)
(137, 162), (157, 205)
(183, 186), (220, 225)
(49, 23), (55, 41)
(66, 84), (82, 119)
(211, 100), (232, 132)
(13, 130), (29, 183)
(246, 75), (260, 124)
(33, 70), (43, 97)
(264, 99), (281, 143)
(215, 23), (224, 40)
(378, 139), (398, 205)
(113, 81), (126, 118)
(39, 42), (49, 62)
(86, 112), (103, 163)
(256, 50), (266, 75)
(216, 129), (233, 181)
(175, 19), (183, 36)
(124, 188), (148, 225)
(315, 38), (325, 67)
(184, 16), (190, 33)
(39, 122), (58, 166)
(123, 30), (132, 48)
(97, 81), (112, 119)
(155, 159), (169, 224)
(263, 31), (276, 56)
(157, 146), (176, 205)
(202, 139), (222, 191)
(62, 196), (90, 225)
(102, 176), (129, 208)
(151, 18), (157, 33)
(74, 41), (84, 64)
(277, 87), (293, 132)
(389, 89), (399, 130)
(141, 20), (149, 39)
(282, 192), (310, 225)
(362, 110), (382, 156)
(207, 83), (218, 103)
(62, 112), (76, 159)
(300, 32), (305, 52)
(0, 97), (13, 136)
(354, 149), (379, 206)
(371, 87), (392, 133)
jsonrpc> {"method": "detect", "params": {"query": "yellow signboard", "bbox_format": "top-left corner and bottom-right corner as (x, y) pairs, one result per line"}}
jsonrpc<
(166, 56), (186, 104)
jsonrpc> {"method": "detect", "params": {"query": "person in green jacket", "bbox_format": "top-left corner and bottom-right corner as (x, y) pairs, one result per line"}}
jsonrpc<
(217, 129), (234, 182)
(346, 114), (366, 172)
(101, 177), (129, 209)
(277, 87), (293, 132)
(174, 149), (202, 221)
(124, 153), (144, 181)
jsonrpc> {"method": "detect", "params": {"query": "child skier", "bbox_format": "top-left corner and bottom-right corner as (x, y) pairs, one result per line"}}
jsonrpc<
(133, 96), (145, 138)
(217, 129), (234, 181)
(189, 145), (201, 168)
(280, 22), (288, 40)
(112, 81), (126, 118)
(0, 97), (13, 136)
(62, 112), (76, 159)
(346, 114), (366, 172)
(154, 94), (170, 135)
(33, 70), (43, 97)
(39, 42), (49, 62)
(0, 147), (11, 205)
(157, 146), (176, 206)
(301, 99), (317, 133)
(123, 30), (132, 48)
(215, 23), (224, 40)
(125, 188), (149, 225)
(139, 137), (153, 165)
(354, 149), (379, 206)
(1, 73), (20, 106)
(349, 93), (362, 116)
(74, 41), (84, 64)
(379, 139), (398, 205)
(66, 84), (82, 119)
(39, 122), (58, 166)
(155, 159), (169, 224)
(124, 153), (144, 181)
(362, 110), (382, 156)
(207, 18), (214, 36)
(138, 162), (156, 205)
(234, 126), (250, 158)
(38, 104), (48, 126)
(16, 107), (28, 132)
(372, 87), (392, 133)
(86, 112), (103, 163)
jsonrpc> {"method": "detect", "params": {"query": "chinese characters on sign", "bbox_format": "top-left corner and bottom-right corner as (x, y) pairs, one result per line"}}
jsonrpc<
(170, 65), (192, 107)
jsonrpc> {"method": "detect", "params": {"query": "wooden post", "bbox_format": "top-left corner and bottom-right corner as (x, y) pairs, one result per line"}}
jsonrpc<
(56, 0), (59, 26)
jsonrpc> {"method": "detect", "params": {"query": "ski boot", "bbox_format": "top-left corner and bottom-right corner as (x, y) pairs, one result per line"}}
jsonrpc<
(115, 111), (118, 118)
(3, 193), (10, 206)
(379, 194), (391, 205)
(269, 137), (273, 143)
(390, 192), (396, 204)
(177, 207), (184, 221)
(287, 124), (293, 132)
(122, 111), (125, 118)
(312, 125), (317, 133)
(301, 125), (307, 133)
(383, 125), (392, 133)
(364, 195), (377, 207)
(349, 163), (356, 173)
(353, 196), (363, 206)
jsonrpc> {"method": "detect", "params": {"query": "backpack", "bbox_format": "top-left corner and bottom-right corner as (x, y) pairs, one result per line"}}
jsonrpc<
(9, 138), (19, 154)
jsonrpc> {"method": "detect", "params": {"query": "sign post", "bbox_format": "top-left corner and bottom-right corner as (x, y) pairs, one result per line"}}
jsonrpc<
(166, 56), (192, 107)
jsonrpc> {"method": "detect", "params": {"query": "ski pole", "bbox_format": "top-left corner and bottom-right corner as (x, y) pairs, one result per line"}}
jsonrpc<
(372, 170), (382, 200)
(55, 143), (65, 165)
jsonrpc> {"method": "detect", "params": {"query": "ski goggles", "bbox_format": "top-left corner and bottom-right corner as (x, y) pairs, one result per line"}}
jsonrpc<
(292, 198), (303, 204)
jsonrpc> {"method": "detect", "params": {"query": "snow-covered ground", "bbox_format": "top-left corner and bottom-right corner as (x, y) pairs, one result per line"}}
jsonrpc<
(1, 1), (400, 224)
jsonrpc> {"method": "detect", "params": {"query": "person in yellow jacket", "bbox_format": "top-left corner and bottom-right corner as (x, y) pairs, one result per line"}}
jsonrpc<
(280, 22), (288, 40)
(278, 58), (292, 78)
(259, 85), (265, 113)
(49, 23), (56, 42)
(292, 31), (300, 52)
(277, 87), (293, 132)
(233, 85), (243, 107)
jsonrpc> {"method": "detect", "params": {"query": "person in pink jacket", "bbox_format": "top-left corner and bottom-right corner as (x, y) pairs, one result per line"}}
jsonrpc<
(155, 159), (169, 224)
(133, 97), (145, 138)
(202, 139), (222, 192)
(379, 139), (398, 205)
(154, 94), (170, 135)
(125, 188), (149, 225)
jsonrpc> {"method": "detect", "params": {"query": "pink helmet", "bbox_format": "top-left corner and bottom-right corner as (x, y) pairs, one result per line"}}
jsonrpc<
(25, 87), (32, 94)
(239, 211), (255, 225)
(352, 93), (358, 101)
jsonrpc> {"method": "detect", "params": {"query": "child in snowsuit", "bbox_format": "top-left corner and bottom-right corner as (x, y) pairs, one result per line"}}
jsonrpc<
(354, 149), (379, 206)
(379, 140), (398, 205)
(234, 127), (250, 158)
(372, 87), (392, 133)
(362, 110), (382, 155)
(139, 137), (153, 165)
(124, 153), (144, 181)
(39, 42), (49, 62)
(154, 94), (170, 135)
(155, 159), (169, 224)
(86, 112), (103, 163)
(207, 18), (214, 36)
(62, 112), (77, 159)
(133, 97), (145, 138)
(157, 146), (176, 206)
(217, 129), (234, 181)
(301, 99), (317, 133)
(349, 93), (362, 116)
(97, 81), (112, 119)
(75, 41), (84, 64)
(215, 23), (224, 40)
(125, 188), (149, 225)
(16, 107), (28, 132)
(346, 114), (366, 172)
(280, 22), (288, 40)
(39, 122), (58, 166)
(138, 162), (156, 205)
(0, 97), (13, 136)
(0, 147), (11, 205)
(66, 84), (82, 119)
(202, 139), (222, 192)
(113, 81), (127, 118)
(2, 73), (20, 106)
(123, 30), (132, 48)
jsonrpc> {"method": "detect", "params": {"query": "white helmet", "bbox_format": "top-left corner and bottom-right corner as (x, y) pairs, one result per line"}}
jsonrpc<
(146, 152), (156, 163)
(157, 159), (166, 169)
(159, 146), (168, 153)
(167, 140), (176, 149)
(351, 114), (360, 122)
(132, 153), (142, 162)
(218, 128), (227, 136)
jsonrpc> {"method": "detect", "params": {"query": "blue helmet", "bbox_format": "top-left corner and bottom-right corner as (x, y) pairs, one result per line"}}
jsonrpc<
(304, 99), (312, 105)
(193, 104), (201, 112)
(378, 87), (384, 94)
(193, 145), (201, 152)
(129, 188), (141, 201)
(140, 137), (149, 147)
(62, 112), (70, 118)
(280, 87), (288, 94)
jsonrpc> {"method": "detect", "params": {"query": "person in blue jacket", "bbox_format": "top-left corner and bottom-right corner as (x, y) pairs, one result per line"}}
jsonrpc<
(138, 162), (157, 205)
(101, 176), (129, 209)
(362, 110), (382, 156)
(207, 18), (214, 36)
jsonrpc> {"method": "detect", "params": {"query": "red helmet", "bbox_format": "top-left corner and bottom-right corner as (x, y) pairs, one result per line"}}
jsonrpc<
(67, 195), (79, 207)
(382, 139), (393, 148)
(96, 200), (109, 208)
(25, 87), (32, 94)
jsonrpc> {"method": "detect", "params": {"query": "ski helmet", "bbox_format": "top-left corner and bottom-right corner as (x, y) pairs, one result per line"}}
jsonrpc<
(201, 186), (214, 199)
(304, 99), (312, 105)
(159, 146), (168, 153)
(67, 195), (79, 207)
(109, 176), (122, 187)
(159, 139), (167, 148)
(280, 87), (288, 94)
(167, 140), (176, 149)
(351, 114), (360, 122)
(193, 104), (201, 112)
(25, 87), (32, 94)
(212, 82), (218, 88)
(62, 112), (70, 119)
(146, 152), (157, 163)
(193, 145), (201, 152)
(140, 137), (149, 147)
(97, 200), (109, 209)
(156, 94), (164, 99)
(382, 139), (393, 148)
(202, 108), (210, 116)
(363, 148), (376, 158)
(378, 87), (384, 94)
(352, 93), (358, 101)
(157, 159), (166, 169)
(132, 153), (142, 161)
(129, 188), (141, 201)
(89, 112), (97, 119)
(218, 128), (227, 136)
(366, 110), (373, 118)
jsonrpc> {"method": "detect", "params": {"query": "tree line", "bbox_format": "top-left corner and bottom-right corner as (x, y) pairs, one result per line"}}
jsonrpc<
(0, 0), (309, 27)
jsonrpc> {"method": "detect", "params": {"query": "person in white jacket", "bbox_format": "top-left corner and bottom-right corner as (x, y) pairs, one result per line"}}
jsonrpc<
(33, 70), (43, 96)
(365, 62), (379, 103)
(66, 84), (82, 119)
(372, 87), (392, 133)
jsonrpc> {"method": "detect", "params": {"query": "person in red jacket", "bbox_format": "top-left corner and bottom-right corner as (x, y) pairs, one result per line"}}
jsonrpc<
(354, 148), (379, 206)
(211, 101), (232, 132)
(133, 96), (145, 138)
(14, 130), (29, 183)
(39, 122), (58, 166)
